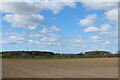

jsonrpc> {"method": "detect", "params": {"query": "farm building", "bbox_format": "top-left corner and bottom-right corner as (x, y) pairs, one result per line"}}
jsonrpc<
(85, 51), (111, 56)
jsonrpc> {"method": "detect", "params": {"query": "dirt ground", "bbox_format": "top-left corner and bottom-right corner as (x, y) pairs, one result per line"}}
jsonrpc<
(2, 58), (118, 78)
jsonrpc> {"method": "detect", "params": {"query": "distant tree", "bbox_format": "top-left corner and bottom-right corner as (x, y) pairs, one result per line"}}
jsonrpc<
(77, 52), (84, 55)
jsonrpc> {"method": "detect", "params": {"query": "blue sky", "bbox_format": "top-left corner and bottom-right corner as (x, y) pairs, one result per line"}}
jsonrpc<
(1, 1), (118, 53)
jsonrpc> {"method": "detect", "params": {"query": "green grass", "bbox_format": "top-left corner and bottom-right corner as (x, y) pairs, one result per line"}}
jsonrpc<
(2, 57), (118, 60)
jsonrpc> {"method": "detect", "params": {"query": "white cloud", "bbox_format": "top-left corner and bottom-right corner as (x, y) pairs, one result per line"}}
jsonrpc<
(2, 33), (25, 44)
(99, 32), (118, 37)
(102, 41), (110, 45)
(40, 28), (50, 34)
(84, 27), (99, 32)
(81, 0), (118, 26)
(1, 2), (76, 14)
(68, 38), (82, 44)
(29, 27), (61, 46)
(30, 26), (60, 37)
(9, 35), (24, 40)
(49, 26), (60, 31)
(100, 24), (111, 31)
(39, 2), (76, 14)
(81, 0), (119, 2)
(90, 35), (101, 40)
(28, 33), (61, 46)
(28, 40), (40, 44)
(1, 2), (76, 29)
(29, 28), (49, 38)
(3, 14), (45, 28)
(2, 27), (61, 46)
(63, 35), (105, 50)
(28, 26), (37, 30)
(81, 0), (118, 10)
(79, 14), (97, 26)
(84, 23), (111, 33)
(64, 36), (86, 44)
(1, 2), (40, 15)
(41, 34), (60, 43)
(30, 33), (44, 38)
(104, 8), (118, 22)
(1, 0), (119, 2)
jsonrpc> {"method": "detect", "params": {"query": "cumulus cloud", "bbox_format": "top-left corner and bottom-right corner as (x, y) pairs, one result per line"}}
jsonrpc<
(41, 34), (60, 43)
(3, 14), (45, 28)
(62, 35), (108, 50)
(79, 14), (97, 26)
(100, 24), (111, 31)
(33, 26), (60, 34)
(1, 2), (76, 14)
(84, 27), (99, 32)
(40, 28), (50, 34)
(28, 40), (40, 44)
(29, 33), (61, 46)
(2, 32), (26, 44)
(30, 26), (60, 37)
(49, 26), (60, 31)
(1, 2), (40, 15)
(2, 26), (60, 46)
(28, 26), (37, 30)
(84, 24), (111, 33)
(29, 26), (61, 46)
(38, 2), (76, 14)
(81, 0), (118, 10)
(104, 8), (118, 22)
(90, 35), (101, 40)
(1, 2), (76, 29)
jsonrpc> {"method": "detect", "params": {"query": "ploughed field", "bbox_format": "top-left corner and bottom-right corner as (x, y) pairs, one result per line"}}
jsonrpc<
(2, 58), (118, 78)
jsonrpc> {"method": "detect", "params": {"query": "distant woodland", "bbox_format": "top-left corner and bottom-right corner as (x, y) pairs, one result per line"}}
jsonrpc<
(1, 51), (119, 58)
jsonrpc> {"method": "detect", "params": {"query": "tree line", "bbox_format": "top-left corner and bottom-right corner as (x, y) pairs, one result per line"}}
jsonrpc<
(1, 51), (119, 58)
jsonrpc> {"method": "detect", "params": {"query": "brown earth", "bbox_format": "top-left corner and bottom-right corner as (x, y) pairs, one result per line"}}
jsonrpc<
(2, 58), (118, 78)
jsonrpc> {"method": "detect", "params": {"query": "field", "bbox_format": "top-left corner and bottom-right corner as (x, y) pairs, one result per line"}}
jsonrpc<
(2, 58), (118, 78)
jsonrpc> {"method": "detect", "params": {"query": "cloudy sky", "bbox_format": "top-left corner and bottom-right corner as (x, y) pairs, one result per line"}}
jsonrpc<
(0, 0), (118, 53)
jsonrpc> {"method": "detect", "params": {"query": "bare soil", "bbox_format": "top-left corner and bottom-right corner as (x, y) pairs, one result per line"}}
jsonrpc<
(2, 58), (118, 78)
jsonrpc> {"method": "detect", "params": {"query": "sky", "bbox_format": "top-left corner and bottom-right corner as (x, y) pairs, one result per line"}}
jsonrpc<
(0, 0), (119, 54)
